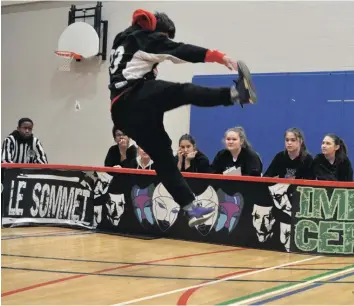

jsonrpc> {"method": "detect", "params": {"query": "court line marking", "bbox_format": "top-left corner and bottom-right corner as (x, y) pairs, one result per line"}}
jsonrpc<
(113, 255), (321, 305)
(1, 231), (93, 240)
(177, 260), (354, 305)
(223, 264), (354, 305)
(3, 253), (351, 271)
(1, 229), (78, 237)
(1, 247), (246, 297)
(253, 270), (354, 305)
(3, 265), (354, 284)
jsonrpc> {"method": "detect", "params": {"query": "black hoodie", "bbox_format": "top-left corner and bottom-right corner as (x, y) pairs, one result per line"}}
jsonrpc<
(312, 153), (353, 182)
(264, 151), (314, 179)
(175, 151), (211, 173)
(104, 142), (137, 168)
(211, 147), (263, 176)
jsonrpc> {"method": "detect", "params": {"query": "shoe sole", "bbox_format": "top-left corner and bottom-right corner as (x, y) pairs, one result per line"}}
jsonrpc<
(237, 60), (257, 104)
(188, 210), (216, 227)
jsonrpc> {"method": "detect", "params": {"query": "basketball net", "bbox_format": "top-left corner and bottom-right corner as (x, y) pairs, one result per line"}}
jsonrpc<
(55, 51), (82, 71)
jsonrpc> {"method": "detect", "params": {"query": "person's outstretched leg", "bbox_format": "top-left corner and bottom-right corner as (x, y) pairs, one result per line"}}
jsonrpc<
(111, 106), (216, 227)
(128, 60), (257, 114)
(110, 61), (257, 226)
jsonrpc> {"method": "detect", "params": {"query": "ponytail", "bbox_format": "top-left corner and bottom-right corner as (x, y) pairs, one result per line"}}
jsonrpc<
(325, 134), (348, 163)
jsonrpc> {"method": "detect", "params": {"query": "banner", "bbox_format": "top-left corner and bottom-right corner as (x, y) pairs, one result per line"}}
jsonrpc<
(291, 185), (354, 255)
(2, 165), (353, 256)
(1, 168), (94, 228)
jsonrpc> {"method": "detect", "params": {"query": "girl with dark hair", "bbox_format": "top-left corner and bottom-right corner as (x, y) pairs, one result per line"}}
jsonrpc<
(211, 127), (263, 176)
(175, 134), (211, 173)
(104, 127), (137, 168)
(264, 127), (314, 179)
(312, 134), (353, 181)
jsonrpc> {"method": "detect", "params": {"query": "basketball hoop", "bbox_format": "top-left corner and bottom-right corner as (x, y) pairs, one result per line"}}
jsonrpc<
(55, 21), (100, 71)
(55, 51), (82, 71)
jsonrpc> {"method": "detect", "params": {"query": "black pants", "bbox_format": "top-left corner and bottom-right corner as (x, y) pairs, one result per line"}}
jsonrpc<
(111, 79), (232, 207)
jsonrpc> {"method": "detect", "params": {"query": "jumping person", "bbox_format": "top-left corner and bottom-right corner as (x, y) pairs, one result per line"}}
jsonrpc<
(108, 9), (258, 227)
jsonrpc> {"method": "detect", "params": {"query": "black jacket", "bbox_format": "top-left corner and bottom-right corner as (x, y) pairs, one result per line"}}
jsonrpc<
(312, 154), (353, 182)
(104, 144), (137, 167)
(211, 148), (263, 176)
(175, 151), (211, 173)
(264, 151), (314, 179)
(109, 14), (223, 100)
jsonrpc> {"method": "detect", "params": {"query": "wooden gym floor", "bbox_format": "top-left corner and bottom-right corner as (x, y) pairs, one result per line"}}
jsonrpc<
(1, 227), (354, 305)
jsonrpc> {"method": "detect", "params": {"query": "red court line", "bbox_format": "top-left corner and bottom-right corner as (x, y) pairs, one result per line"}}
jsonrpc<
(1, 248), (246, 298)
(177, 268), (257, 305)
(3, 163), (354, 187)
(176, 261), (354, 305)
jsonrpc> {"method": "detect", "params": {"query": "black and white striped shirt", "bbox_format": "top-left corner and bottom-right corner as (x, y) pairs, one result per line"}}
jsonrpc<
(1, 132), (48, 164)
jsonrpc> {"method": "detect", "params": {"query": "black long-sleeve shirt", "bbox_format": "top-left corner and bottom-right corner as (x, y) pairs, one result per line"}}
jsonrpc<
(109, 11), (225, 100)
(175, 151), (211, 173)
(264, 151), (314, 179)
(211, 148), (263, 176)
(312, 154), (353, 182)
(104, 144), (137, 167)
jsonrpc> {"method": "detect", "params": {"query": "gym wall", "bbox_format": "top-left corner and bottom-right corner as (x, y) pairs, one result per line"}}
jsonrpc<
(2, 1), (354, 165)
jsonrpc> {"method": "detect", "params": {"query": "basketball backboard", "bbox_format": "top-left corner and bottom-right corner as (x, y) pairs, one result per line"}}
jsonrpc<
(56, 21), (99, 59)
(55, 2), (108, 71)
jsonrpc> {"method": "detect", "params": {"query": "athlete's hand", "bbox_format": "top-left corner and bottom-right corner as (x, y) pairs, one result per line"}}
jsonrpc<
(222, 56), (238, 71)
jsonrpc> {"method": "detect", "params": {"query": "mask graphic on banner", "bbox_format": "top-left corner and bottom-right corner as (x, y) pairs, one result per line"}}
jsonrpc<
(152, 183), (180, 231)
(85, 171), (126, 228)
(131, 184), (155, 227)
(269, 183), (292, 252)
(252, 204), (276, 243)
(269, 183), (292, 217)
(215, 190), (244, 234)
(193, 186), (219, 236)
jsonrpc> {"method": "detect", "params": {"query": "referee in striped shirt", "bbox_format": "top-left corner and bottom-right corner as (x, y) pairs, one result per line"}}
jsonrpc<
(1, 118), (48, 164)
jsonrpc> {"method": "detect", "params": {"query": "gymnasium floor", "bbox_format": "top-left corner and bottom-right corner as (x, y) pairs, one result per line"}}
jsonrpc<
(1, 227), (354, 305)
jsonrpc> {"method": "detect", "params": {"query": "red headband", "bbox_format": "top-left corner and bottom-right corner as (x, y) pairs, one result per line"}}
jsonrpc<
(132, 9), (157, 31)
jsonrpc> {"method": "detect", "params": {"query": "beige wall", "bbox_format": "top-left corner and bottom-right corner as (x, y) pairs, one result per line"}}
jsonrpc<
(2, 1), (354, 165)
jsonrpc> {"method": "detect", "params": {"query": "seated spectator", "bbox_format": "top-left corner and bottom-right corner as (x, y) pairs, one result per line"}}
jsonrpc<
(104, 127), (137, 168)
(175, 134), (211, 173)
(312, 134), (353, 181)
(1, 117), (48, 164)
(211, 126), (262, 176)
(128, 146), (155, 170)
(264, 127), (313, 179)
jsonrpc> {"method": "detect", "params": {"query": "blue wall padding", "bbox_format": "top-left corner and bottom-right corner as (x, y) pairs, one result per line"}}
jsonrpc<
(190, 71), (354, 170)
